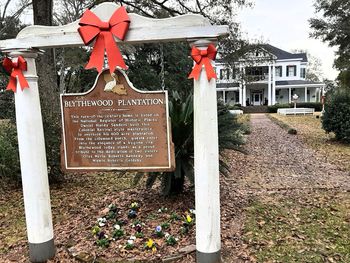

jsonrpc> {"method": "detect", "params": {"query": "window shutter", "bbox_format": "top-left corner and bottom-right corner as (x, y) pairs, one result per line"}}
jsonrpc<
(279, 66), (282, 77)
(286, 66), (289, 76)
(294, 66), (297, 76)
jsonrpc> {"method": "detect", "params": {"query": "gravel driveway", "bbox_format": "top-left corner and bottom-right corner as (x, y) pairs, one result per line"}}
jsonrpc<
(219, 113), (350, 262)
(228, 113), (350, 193)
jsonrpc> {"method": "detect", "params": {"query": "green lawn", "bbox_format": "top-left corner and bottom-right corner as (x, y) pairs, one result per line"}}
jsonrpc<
(242, 114), (350, 262)
(270, 113), (350, 171)
(244, 192), (350, 263)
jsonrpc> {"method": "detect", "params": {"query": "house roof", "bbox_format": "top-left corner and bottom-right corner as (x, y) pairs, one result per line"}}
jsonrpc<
(217, 44), (308, 64)
(276, 80), (323, 86)
(263, 44), (308, 62)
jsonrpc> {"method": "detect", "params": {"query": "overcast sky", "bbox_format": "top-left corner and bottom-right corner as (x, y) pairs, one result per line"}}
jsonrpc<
(237, 0), (338, 80)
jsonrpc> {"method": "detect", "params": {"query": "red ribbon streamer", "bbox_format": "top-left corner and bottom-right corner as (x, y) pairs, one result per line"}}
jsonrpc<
(188, 44), (217, 81)
(3, 56), (29, 93)
(78, 7), (130, 73)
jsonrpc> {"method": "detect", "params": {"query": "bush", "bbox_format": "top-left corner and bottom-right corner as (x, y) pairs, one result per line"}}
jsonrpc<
(288, 128), (297, 135)
(267, 104), (290, 113)
(267, 102), (323, 113)
(0, 122), (20, 183)
(0, 91), (15, 119)
(322, 90), (350, 143)
(293, 102), (323, 111)
(134, 94), (246, 196)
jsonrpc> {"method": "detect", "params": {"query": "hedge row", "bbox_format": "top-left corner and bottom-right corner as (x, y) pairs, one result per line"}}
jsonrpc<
(267, 102), (323, 113)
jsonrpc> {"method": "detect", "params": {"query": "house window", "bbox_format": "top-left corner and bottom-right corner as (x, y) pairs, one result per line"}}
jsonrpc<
(275, 66), (282, 77)
(287, 65), (297, 77)
(220, 69), (230, 80)
(300, 68), (306, 78)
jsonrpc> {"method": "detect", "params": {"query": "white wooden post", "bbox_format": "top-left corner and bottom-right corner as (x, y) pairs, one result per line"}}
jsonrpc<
(9, 50), (55, 262)
(268, 65), (272, 106)
(191, 39), (221, 263)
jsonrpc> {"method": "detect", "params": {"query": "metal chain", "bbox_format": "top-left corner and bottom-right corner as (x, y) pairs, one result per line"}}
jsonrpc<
(159, 44), (166, 91)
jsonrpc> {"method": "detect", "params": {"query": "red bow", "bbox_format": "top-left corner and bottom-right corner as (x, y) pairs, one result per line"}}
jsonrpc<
(188, 44), (217, 81)
(3, 56), (29, 93)
(78, 7), (130, 73)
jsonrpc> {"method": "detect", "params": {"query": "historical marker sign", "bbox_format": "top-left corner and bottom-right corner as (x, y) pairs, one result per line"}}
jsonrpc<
(61, 69), (174, 171)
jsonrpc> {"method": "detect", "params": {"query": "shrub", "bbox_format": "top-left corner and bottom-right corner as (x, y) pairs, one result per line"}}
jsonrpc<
(267, 104), (290, 113)
(134, 92), (246, 195)
(288, 128), (297, 135)
(322, 90), (350, 143)
(0, 122), (20, 183)
(0, 91), (15, 119)
(267, 102), (323, 113)
(293, 102), (323, 111)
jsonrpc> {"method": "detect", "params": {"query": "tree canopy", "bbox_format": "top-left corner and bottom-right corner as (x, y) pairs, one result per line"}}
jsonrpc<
(309, 0), (350, 86)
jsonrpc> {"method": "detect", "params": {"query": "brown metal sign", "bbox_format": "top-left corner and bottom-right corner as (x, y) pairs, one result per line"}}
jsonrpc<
(60, 69), (175, 171)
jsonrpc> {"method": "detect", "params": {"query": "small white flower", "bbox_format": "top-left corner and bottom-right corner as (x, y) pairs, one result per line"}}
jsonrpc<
(165, 233), (170, 238)
(127, 239), (134, 245)
(190, 209), (196, 214)
(114, 224), (121, 230)
(118, 245), (123, 249)
(97, 217), (106, 227)
(130, 235), (136, 240)
(175, 237), (179, 241)
(105, 235), (109, 239)
(158, 209), (162, 213)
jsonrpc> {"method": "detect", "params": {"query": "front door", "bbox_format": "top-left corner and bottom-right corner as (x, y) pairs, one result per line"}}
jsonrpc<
(253, 93), (261, 106)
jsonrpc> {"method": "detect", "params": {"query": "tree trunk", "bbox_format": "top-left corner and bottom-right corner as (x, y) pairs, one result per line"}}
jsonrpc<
(32, 0), (63, 182)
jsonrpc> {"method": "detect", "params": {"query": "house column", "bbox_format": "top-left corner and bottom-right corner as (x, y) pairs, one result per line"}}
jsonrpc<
(272, 63), (276, 105)
(8, 50), (55, 262)
(318, 88), (321, 102)
(191, 39), (221, 263)
(238, 65), (244, 106)
(305, 87), (308, 102)
(289, 87), (292, 103)
(268, 65), (272, 106)
(242, 67), (246, 107)
(238, 83), (243, 105)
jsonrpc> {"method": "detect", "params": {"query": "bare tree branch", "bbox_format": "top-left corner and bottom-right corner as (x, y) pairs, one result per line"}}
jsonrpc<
(1, 0), (12, 21)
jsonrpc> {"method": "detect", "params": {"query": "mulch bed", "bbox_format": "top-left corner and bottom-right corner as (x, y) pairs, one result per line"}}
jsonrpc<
(0, 169), (249, 263)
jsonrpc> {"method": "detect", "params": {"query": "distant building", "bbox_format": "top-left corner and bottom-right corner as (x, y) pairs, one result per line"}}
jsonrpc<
(216, 44), (325, 106)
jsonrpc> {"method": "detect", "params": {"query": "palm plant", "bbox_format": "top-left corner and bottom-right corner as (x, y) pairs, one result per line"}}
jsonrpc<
(134, 90), (246, 196)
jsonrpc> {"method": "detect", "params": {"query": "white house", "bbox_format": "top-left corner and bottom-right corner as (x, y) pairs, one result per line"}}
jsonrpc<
(216, 44), (325, 107)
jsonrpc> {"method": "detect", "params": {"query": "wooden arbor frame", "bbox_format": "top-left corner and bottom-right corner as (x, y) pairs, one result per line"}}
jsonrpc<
(0, 3), (229, 263)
